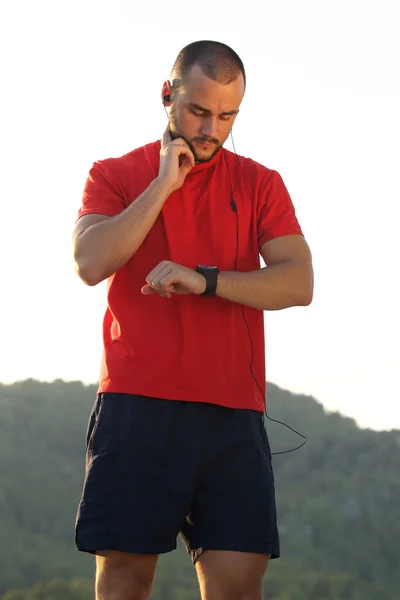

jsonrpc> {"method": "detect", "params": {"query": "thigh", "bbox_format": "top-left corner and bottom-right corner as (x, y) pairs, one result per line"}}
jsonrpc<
(96, 550), (158, 600)
(196, 550), (269, 600)
(181, 407), (280, 562)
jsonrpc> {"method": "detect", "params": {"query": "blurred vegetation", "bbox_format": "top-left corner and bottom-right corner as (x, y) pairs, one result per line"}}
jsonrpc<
(0, 379), (399, 599)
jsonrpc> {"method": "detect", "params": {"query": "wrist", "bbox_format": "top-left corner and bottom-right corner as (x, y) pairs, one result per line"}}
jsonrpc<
(215, 271), (223, 296)
(195, 265), (219, 297)
(153, 177), (174, 200)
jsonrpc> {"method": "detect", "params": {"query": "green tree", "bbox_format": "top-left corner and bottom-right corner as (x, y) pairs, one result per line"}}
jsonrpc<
(1, 379), (400, 599)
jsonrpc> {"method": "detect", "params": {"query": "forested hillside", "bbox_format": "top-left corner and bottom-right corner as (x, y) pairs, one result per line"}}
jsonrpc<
(0, 379), (399, 599)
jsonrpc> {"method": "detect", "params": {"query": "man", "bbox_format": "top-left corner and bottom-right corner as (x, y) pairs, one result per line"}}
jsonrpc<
(73, 40), (313, 600)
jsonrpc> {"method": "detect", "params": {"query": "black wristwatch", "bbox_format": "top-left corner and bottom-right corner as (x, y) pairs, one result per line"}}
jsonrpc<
(195, 265), (219, 297)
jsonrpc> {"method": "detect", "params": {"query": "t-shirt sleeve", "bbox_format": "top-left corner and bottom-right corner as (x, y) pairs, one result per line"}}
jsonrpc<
(257, 170), (303, 248)
(76, 161), (126, 221)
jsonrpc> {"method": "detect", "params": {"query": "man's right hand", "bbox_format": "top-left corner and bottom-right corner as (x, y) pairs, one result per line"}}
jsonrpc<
(157, 128), (195, 195)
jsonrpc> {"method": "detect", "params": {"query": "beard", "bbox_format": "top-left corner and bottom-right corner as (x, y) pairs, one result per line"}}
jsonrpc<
(169, 107), (223, 163)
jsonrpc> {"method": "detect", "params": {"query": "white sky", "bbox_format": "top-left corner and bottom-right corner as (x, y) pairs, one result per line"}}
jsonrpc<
(1, 0), (399, 430)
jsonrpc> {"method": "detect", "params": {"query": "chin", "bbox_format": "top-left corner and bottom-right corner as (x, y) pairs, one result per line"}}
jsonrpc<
(194, 145), (221, 163)
(194, 152), (213, 164)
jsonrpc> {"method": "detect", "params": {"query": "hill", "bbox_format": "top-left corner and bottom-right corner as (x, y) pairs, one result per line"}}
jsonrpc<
(0, 379), (399, 599)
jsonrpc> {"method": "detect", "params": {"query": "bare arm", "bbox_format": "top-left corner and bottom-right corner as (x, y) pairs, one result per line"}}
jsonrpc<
(73, 130), (195, 286)
(215, 234), (314, 310)
(141, 234), (314, 310)
(73, 179), (170, 286)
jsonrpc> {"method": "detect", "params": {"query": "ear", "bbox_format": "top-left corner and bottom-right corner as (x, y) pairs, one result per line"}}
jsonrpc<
(161, 80), (173, 107)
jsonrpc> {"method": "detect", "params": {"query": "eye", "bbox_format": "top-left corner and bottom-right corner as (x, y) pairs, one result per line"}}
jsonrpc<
(219, 115), (232, 122)
(189, 108), (204, 117)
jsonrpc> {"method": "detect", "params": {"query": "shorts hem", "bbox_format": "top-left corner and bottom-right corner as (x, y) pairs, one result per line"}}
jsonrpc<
(76, 538), (176, 556)
(186, 541), (280, 564)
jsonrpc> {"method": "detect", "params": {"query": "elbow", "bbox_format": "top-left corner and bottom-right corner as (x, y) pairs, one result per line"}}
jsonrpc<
(299, 276), (314, 306)
(300, 291), (313, 306)
(81, 273), (102, 287)
(73, 241), (104, 286)
(74, 258), (103, 287)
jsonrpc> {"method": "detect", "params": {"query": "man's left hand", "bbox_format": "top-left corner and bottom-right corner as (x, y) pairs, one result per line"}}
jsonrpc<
(141, 261), (206, 298)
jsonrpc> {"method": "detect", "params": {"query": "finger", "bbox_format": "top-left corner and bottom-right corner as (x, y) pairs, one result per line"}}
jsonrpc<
(145, 264), (165, 284)
(163, 138), (188, 151)
(163, 136), (189, 150)
(153, 270), (175, 296)
(150, 264), (178, 296)
(149, 282), (168, 297)
(159, 278), (176, 297)
(141, 284), (156, 295)
(141, 283), (171, 298)
(146, 277), (170, 297)
(145, 262), (177, 297)
(180, 154), (195, 170)
(146, 265), (168, 288)
(159, 272), (177, 290)
(178, 146), (195, 169)
(160, 140), (189, 159)
(161, 136), (194, 168)
(159, 268), (187, 297)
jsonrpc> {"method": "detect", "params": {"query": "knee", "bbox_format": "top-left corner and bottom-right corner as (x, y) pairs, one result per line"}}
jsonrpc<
(222, 583), (262, 600)
(96, 571), (152, 600)
(96, 578), (151, 600)
(199, 568), (264, 600)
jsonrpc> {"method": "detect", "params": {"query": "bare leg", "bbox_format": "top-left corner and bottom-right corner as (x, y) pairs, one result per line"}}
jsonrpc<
(196, 550), (270, 600)
(95, 550), (158, 600)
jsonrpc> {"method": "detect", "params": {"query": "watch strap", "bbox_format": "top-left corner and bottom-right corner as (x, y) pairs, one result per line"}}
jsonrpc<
(195, 265), (219, 297)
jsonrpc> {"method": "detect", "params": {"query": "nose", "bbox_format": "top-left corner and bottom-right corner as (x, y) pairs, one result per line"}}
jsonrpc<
(201, 116), (218, 139)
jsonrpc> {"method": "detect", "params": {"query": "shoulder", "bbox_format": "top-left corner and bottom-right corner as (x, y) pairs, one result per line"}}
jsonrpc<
(92, 140), (160, 178)
(222, 148), (279, 188)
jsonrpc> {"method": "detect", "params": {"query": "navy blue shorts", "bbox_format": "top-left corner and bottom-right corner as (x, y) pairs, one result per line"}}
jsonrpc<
(75, 393), (280, 563)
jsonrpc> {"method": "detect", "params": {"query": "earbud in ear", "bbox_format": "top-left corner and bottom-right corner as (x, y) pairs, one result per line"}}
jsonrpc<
(163, 95), (171, 102)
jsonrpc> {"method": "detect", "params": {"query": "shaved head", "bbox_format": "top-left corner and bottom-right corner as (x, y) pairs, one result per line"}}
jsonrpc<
(170, 40), (246, 96)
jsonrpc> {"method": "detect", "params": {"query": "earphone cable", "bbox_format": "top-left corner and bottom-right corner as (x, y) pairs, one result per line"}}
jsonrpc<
(223, 139), (307, 456)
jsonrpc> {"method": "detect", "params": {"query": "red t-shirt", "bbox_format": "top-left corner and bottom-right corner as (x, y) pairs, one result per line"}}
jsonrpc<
(77, 140), (302, 412)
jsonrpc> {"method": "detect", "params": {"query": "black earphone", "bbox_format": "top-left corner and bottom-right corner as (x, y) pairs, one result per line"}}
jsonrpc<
(162, 102), (307, 455)
(223, 140), (307, 456)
